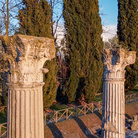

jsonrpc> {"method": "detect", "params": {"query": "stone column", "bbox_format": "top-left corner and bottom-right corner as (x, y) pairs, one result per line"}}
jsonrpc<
(101, 48), (136, 138)
(0, 35), (55, 138)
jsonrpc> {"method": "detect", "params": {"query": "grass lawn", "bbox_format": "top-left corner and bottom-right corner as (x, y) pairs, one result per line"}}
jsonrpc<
(50, 103), (69, 111)
(94, 94), (102, 102)
(127, 86), (138, 94)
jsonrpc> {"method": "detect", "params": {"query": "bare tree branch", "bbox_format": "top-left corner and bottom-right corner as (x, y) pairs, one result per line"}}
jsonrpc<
(0, 0), (22, 35)
(53, 13), (62, 35)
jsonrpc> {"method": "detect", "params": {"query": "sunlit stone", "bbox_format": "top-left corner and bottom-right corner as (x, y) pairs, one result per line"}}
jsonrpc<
(102, 48), (136, 138)
(0, 35), (55, 138)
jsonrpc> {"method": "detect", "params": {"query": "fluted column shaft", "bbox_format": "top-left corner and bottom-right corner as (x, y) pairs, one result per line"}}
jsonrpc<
(102, 80), (125, 138)
(7, 83), (44, 138)
(102, 49), (136, 138)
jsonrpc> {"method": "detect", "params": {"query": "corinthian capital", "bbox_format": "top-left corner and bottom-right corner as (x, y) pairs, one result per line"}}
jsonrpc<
(0, 35), (55, 84)
(102, 48), (136, 80)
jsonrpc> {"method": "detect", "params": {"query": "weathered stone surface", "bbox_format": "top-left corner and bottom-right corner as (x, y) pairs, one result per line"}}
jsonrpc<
(131, 115), (138, 131)
(0, 35), (55, 84)
(131, 121), (138, 131)
(0, 35), (55, 138)
(102, 48), (136, 138)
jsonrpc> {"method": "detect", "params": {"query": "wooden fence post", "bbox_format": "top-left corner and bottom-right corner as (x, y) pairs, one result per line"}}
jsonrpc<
(92, 103), (94, 113)
(55, 111), (58, 123)
(84, 105), (86, 116)
(66, 109), (68, 120)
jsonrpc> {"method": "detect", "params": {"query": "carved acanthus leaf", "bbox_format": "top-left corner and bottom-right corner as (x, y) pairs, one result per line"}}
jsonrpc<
(103, 48), (136, 80)
(0, 35), (55, 84)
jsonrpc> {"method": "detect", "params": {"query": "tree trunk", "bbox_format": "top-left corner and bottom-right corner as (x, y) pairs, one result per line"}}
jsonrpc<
(6, 0), (9, 36)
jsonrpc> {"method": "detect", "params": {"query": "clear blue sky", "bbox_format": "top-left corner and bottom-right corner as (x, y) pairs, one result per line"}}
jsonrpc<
(99, 0), (118, 26)
(54, 0), (118, 41)
(56, 0), (118, 26)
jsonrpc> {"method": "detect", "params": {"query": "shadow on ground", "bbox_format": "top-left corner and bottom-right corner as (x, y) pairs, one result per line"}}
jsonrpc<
(73, 117), (98, 138)
(125, 113), (131, 119)
(47, 123), (63, 138)
(94, 111), (102, 120)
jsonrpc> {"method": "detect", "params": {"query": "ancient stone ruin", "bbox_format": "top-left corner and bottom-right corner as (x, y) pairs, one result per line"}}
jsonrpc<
(131, 115), (138, 131)
(0, 35), (55, 138)
(102, 48), (136, 138)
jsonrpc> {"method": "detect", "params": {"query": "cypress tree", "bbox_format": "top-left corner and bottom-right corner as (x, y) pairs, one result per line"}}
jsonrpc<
(43, 59), (59, 109)
(63, 0), (103, 103)
(18, 0), (52, 37)
(117, 0), (138, 90)
(0, 44), (9, 106)
(18, 0), (58, 109)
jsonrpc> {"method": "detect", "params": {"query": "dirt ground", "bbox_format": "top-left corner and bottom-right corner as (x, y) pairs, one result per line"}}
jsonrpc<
(44, 101), (138, 138)
(125, 101), (138, 118)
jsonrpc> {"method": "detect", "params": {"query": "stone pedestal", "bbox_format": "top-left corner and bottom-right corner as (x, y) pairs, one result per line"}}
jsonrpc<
(101, 49), (136, 138)
(0, 35), (55, 138)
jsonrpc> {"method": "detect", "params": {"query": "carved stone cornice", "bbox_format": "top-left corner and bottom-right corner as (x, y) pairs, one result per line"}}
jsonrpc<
(102, 48), (136, 81)
(0, 35), (55, 84)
